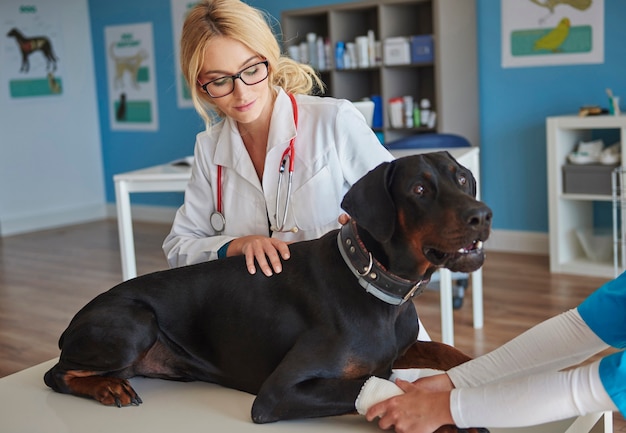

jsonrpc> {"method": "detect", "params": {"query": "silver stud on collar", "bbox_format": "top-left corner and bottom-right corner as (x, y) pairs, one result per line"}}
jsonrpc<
(357, 252), (374, 276)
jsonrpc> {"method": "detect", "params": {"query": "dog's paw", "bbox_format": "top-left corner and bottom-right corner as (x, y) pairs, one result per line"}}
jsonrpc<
(67, 375), (142, 407)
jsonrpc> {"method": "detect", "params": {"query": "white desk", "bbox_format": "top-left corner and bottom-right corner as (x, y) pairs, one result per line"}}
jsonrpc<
(113, 148), (479, 346)
(114, 163), (190, 280)
(0, 359), (611, 433)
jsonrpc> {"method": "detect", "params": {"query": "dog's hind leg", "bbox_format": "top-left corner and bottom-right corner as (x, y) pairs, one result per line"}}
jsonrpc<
(44, 369), (143, 407)
(44, 301), (159, 406)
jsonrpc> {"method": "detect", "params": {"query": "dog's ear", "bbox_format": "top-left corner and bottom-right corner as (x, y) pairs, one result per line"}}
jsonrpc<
(341, 161), (396, 242)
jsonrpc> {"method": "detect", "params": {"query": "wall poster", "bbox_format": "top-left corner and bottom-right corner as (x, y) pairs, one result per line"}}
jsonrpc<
(501, 0), (604, 68)
(171, 0), (199, 108)
(0, 1), (65, 99)
(105, 22), (159, 131)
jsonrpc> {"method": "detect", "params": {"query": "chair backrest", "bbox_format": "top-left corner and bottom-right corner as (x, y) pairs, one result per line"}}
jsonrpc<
(351, 100), (375, 127)
(385, 133), (471, 149)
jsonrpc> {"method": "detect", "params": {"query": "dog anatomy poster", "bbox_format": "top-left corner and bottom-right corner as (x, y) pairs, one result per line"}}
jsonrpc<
(501, 0), (604, 68)
(105, 23), (159, 131)
(1, 1), (64, 99)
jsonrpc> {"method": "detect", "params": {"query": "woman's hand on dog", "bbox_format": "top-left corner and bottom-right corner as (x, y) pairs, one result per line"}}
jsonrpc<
(228, 236), (291, 277)
(228, 214), (349, 277)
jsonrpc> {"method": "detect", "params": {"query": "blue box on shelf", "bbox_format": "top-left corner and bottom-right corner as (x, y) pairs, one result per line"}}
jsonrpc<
(410, 35), (434, 63)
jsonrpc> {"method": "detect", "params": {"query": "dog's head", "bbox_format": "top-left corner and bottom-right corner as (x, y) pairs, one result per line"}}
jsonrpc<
(341, 151), (492, 281)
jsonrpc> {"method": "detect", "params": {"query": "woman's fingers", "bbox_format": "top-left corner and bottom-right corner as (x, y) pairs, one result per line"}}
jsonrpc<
(242, 236), (291, 276)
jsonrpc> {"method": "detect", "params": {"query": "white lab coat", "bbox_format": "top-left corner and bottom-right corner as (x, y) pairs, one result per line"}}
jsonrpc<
(163, 88), (393, 267)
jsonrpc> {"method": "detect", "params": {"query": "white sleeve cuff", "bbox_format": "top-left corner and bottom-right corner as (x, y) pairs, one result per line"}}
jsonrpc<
(355, 376), (404, 415)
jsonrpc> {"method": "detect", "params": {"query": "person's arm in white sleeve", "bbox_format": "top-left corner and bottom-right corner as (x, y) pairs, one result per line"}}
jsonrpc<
(367, 361), (617, 433)
(447, 308), (609, 388)
(162, 139), (234, 268)
(451, 360), (617, 428)
(366, 308), (612, 432)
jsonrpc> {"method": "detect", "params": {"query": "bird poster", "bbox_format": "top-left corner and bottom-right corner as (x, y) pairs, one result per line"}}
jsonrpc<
(105, 22), (159, 131)
(501, 0), (604, 68)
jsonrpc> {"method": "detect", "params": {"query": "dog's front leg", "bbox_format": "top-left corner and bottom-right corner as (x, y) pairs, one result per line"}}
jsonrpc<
(252, 374), (366, 423)
(250, 344), (370, 423)
(393, 340), (472, 371)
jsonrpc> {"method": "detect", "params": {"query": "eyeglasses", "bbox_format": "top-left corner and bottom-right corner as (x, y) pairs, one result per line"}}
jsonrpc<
(199, 60), (269, 98)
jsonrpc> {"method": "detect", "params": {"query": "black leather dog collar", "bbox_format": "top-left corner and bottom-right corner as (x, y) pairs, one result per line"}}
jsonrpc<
(337, 220), (426, 306)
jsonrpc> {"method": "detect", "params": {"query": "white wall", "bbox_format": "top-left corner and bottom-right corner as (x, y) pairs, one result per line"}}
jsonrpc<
(0, 0), (105, 236)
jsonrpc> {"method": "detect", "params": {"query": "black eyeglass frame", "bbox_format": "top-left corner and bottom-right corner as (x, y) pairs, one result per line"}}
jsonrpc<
(199, 60), (269, 98)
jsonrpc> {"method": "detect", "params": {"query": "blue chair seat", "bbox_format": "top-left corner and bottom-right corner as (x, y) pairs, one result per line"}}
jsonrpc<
(385, 133), (471, 150)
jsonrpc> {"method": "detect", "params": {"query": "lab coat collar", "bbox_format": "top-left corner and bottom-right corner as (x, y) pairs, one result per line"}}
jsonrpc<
(212, 87), (297, 175)
(268, 88), (298, 151)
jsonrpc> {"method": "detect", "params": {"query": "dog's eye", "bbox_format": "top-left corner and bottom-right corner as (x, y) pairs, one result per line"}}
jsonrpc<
(458, 175), (467, 186)
(414, 184), (425, 196)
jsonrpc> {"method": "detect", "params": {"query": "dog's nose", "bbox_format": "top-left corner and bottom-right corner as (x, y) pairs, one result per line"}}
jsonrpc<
(464, 204), (492, 229)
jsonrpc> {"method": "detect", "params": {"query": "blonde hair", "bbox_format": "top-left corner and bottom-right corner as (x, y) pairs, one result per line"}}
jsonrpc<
(180, 0), (324, 127)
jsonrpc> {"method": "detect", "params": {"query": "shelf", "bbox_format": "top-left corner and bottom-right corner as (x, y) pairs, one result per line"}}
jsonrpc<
(281, 0), (478, 146)
(560, 193), (614, 202)
(547, 115), (626, 278)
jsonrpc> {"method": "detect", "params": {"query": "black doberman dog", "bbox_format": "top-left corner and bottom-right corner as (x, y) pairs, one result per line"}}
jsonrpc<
(44, 152), (491, 430)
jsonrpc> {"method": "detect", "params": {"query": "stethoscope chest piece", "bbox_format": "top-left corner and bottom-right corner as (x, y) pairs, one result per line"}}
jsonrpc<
(210, 211), (226, 234)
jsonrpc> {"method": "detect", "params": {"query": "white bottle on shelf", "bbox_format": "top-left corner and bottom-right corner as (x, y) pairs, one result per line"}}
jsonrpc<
(419, 98), (431, 127)
(403, 96), (414, 128)
(307, 32), (318, 69)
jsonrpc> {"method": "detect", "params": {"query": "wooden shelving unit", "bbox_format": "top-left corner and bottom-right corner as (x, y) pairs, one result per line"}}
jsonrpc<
(281, 0), (479, 145)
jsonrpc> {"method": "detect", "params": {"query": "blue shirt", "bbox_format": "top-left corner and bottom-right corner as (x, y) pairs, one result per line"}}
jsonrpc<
(578, 271), (626, 415)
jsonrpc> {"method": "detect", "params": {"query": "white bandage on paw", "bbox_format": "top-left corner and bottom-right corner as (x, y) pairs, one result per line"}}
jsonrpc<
(355, 376), (404, 415)
(390, 368), (443, 382)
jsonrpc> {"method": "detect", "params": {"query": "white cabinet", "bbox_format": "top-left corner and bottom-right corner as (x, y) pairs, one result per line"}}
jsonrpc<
(547, 115), (626, 277)
(281, 0), (479, 146)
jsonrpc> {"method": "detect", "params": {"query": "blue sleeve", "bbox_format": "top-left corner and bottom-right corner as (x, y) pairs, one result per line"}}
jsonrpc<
(577, 271), (626, 416)
(599, 351), (626, 416)
(577, 271), (626, 349)
(217, 241), (231, 259)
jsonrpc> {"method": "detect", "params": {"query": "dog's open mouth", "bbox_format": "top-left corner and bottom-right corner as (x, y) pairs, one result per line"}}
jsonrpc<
(424, 239), (485, 269)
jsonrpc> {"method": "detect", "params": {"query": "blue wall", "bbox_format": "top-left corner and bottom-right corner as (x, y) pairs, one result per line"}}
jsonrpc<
(475, 0), (626, 232)
(89, 0), (202, 207)
(88, 0), (626, 234)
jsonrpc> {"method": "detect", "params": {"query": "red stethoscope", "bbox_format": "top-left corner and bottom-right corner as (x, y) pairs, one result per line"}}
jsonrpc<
(210, 93), (298, 234)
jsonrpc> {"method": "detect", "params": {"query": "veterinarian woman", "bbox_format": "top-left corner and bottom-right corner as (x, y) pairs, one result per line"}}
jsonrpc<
(363, 272), (626, 433)
(162, 0), (393, 277)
